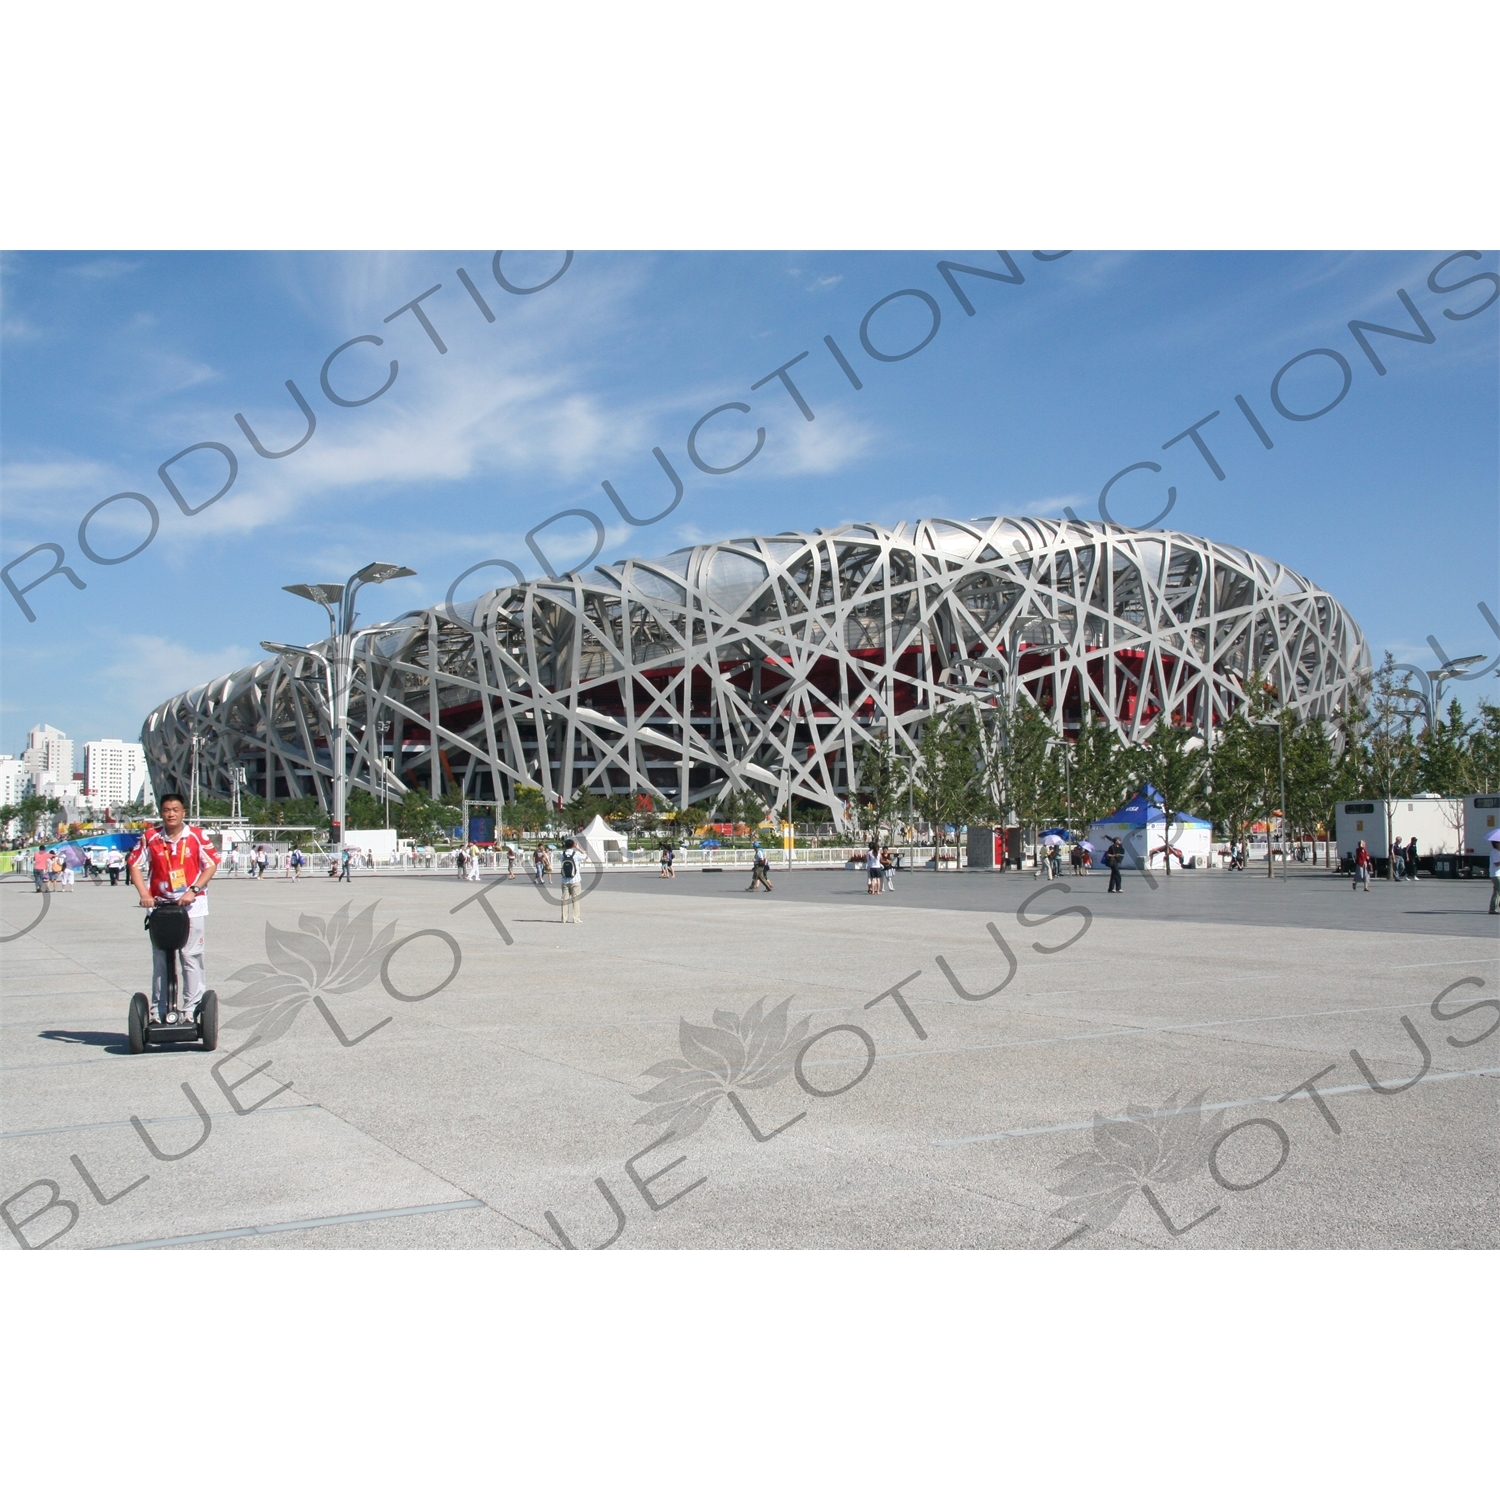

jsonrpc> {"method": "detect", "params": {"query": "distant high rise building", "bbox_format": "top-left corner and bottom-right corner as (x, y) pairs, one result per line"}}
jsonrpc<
(0, 754), (31, 806)
(22, 724), (73, 785)
(83, 739), (149, 807)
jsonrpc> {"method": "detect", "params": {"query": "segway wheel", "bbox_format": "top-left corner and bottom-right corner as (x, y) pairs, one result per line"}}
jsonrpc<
(199, 989), (219, 1052)
(128, 992), (149, 1054)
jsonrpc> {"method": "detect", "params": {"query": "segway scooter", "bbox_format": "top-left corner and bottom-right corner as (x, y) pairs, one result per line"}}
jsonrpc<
(128, 900), (218, 1053)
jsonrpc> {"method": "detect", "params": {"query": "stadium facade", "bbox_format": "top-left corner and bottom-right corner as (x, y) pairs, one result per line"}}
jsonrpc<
(141, 516), (1369, 823)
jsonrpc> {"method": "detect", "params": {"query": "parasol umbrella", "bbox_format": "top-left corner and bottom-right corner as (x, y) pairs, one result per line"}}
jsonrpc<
(1078, 840), (1095, 853)
(1040, 833), (1065, 847)
(1487, 828), (1500, 844)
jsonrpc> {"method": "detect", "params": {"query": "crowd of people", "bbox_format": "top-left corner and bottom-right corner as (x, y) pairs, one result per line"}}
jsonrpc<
(30, 844), (128, 892)
(18, 820), (1498, 918)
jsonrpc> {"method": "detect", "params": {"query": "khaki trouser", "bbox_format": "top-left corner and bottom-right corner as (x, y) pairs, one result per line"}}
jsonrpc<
(152, 906), (206, 1017)
(560, 883), (582, 922)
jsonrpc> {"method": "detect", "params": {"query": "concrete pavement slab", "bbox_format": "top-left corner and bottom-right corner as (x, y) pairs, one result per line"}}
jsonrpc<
(2, 868), (1494, 1250)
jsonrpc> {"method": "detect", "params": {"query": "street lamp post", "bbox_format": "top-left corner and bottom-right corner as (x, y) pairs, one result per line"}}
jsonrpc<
(272, 562), (416, 845)
(1428, 655), (1485, 719)
(1274, 716), (1286, 879)
(1062, 736), (1072, 836)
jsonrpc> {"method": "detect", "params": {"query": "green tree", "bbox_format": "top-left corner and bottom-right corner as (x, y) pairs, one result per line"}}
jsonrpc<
(506, 786), (552, 832)
(1065, 711), (1132, 834)
(997, 698), (1060, 864)
(1284, 714), (1338, 863)
(11, 793), (64, 843)
(1129, 719), (1208, 875)
(853, 733), (910, 834)
(1417, 698), (1475, 796)
(717, 785), (770, 834)
(1469, 701), (1500, 792)
(1207, 710), (1269, 860)
(1360, 653), (1423, 877)
(395, 786), (460, 843)
(345, 787), (390, 830)
(913, 704), (993, 867)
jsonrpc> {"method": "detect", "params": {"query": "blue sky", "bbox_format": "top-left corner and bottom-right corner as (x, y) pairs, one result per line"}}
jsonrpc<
(2, 249), (1496, 751)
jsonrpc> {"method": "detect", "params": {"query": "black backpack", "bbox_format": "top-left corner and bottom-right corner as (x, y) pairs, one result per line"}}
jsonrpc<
(562, 850), (577, 879)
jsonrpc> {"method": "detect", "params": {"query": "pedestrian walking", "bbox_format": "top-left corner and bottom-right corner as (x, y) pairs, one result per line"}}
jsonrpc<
(107, 847), (125, 887)
(468, 843), (482, 881)
(58, 855), (74, 891)
(865, 843), (883, 894)
(1105, 837), (1124, 894)
(1388, 837), (1405, 882)
(32, 846), (49, 893)
(659, 841), (675, 878)
(880, 845), (895, 893)
(506, 844), (517, 880)
(533, 844), (551, 884)
(559, 837), (583, 923)
(339, 846), (353, 882)
(1069, 843), (1083, 876)
(290, 847), (305, 880)
(1353, 839), (1371, 891)
(747, 841), (774, 892)
(1049, 843), (1063, 880)
(1405, 836), (1419, 881)
(1489, 834), (1500, 914)
(254, 844), (268, 879)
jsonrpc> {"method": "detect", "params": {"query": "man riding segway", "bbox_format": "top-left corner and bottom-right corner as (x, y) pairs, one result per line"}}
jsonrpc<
(126, 790), (221, 1051)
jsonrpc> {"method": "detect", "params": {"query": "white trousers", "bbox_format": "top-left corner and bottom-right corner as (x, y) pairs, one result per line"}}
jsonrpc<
(152, 907), (207, 1015)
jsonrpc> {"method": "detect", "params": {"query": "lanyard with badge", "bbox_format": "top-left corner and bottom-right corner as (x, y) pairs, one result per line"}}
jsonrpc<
(163, 831), (193, 893)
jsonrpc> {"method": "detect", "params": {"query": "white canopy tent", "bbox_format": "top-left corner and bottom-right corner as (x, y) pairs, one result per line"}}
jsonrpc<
(577, 815), (628, 865)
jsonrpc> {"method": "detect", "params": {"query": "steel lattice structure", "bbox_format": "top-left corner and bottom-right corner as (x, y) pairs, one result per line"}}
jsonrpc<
(141, 516), (1369, 821)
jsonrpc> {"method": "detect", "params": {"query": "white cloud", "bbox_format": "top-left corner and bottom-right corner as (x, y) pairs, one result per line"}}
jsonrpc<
(109, 633), (261, 709)
(1011, 493), (1087, 518)
(758, 407), (879, 477)
(0, 629), (259, 745)
(0, 454), (126, 533)
(2, 456), (116, 495)
(66, 258), (141, 280)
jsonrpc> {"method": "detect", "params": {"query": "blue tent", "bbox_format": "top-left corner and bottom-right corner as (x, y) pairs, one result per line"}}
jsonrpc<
(44, 830), (141, 867)
(1099, 785), (1211, 831)
(1087, 785), (1212, 870)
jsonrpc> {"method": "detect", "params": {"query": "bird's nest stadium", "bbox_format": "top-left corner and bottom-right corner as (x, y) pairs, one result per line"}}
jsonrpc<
(141, 516), (1369, 822)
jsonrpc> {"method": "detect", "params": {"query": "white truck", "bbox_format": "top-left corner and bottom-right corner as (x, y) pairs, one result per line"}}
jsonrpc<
(1464, 793), (1500, 855)
(1335, 795), (1464, 873)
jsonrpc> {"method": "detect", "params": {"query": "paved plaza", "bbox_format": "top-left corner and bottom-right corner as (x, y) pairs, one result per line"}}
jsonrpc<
(2, 865), (1496, 1250)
